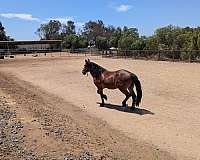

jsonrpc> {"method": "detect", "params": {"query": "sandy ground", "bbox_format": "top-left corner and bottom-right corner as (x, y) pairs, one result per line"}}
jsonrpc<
(0, 54), (200, 159)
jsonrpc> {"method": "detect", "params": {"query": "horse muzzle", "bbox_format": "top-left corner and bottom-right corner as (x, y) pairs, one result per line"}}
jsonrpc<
(82, 70), (87, 75)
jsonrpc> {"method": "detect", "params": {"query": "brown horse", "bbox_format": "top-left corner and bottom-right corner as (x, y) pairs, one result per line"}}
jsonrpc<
(82, 59), (142, 110)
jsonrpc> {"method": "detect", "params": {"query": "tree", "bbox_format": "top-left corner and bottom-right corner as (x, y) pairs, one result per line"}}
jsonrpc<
(131, 37), (146, 50)
(0, 22), (9, 41)
(103, 25), (115, 39)
(77, 36), (88, 48)
(118, 26), (139, 50)
(36, 20), (62, 40)
(62, 35), (88, 49)
(63, 34), (78, 49)
(197, 33), (200, 50)
(109, 27), (122, 48)
(122, 27), (139, 39)
(96, 36), (109, 50)
(82, 20), (105, 43)
(154, 25), (177, 50)
(62, 20), (76, 36)
(144, 36), (158, 50)
(118, 36), (134, 50)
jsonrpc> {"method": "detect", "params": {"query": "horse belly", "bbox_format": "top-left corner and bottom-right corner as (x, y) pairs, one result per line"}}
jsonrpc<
(103, 80), (117, 89)
(104, 84), (117, 89)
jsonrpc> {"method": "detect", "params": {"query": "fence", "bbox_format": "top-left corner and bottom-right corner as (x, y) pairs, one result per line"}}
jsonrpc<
(73, 49), (200, 63)
(1, 47), (200, 63)
(111, 50), (200, 63)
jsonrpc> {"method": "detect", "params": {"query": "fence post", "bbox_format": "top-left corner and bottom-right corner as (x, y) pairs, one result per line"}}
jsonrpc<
(158, 51), (160, 61)
(172, 50), (175, 62)
(188, 51), (191, 63)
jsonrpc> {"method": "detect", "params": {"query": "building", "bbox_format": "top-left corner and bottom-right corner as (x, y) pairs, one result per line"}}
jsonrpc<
(0, 40), (62, 55)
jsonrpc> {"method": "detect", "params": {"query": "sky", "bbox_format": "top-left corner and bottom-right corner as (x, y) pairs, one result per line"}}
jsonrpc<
(0, 0), (200, 40)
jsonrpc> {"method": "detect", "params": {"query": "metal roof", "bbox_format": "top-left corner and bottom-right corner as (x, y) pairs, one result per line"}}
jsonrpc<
(0, 40), (62, 45)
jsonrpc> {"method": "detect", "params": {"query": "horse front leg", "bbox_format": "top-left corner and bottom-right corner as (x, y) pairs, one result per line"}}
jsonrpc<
(97, 89), (107, 106)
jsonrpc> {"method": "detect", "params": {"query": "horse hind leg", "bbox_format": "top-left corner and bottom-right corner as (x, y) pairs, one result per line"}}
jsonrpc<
(130, 90), (136, 110)
(102, 94), (107, 100)
(119, 88), (131, 107)
(129, 86), (136, 110)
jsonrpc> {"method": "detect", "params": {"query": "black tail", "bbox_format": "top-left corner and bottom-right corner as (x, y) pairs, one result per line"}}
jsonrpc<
(131, 74), (142, 107)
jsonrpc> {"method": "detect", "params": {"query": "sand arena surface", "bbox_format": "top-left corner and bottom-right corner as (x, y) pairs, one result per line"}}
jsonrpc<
(0, 54), (200, 159)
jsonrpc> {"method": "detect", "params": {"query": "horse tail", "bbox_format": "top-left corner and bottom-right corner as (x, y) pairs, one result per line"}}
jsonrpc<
(131, 74), (142, 107)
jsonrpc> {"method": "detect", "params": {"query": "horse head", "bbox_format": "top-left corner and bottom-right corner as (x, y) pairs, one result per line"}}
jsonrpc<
(82, 59), (91, 75)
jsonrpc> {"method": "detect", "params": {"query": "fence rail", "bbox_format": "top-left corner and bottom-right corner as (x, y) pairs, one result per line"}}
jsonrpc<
(70, 49), (200, 63)
(1, 48), (200, 63)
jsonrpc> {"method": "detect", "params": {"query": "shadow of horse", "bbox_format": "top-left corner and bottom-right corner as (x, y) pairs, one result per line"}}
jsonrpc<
(97, 103), (154, 116)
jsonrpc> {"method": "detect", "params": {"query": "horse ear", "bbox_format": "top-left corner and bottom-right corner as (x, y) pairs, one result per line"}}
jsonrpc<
(88, 59), (90, 63)
(85, 59), (88, 64)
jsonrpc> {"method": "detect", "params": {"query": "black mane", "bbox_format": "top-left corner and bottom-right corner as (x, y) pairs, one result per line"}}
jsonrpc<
(90, 62), (106, 77)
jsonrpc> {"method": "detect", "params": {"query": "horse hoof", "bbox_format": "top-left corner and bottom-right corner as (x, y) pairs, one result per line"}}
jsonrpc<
(122, 103), (126, 107)
(130, 107), (136, 110)
(100, 103), (104, 107)
(103, 95), (107, 100)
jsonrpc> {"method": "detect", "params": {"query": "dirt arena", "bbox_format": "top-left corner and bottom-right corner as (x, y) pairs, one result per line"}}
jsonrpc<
(0, 54), (200, 159)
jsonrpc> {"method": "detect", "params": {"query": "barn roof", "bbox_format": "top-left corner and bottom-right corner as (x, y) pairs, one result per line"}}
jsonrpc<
(0, 40), (62, 45)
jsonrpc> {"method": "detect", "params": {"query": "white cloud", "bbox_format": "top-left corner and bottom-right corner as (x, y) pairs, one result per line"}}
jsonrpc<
(0, 13), (40, 21)
(47, 17), (74, 24)
(75, 22), (84, 27)
(116, 4), (132, 12)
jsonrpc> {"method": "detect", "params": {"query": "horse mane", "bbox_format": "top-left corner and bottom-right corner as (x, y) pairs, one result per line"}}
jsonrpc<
(90, 62), (107, 77)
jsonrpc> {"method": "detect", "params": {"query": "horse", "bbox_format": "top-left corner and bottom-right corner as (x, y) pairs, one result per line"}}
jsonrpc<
(82, 59), (142, 110)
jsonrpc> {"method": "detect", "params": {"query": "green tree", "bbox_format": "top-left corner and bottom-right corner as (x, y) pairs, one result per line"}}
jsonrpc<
(144, 36), (158, 50)
(82, 20), (105, 44)
(118, 36), (134, 50)
(109, 27), (122, 48)
(118, 27), (139, 50)
(77, 36), (88, 48)
(154, 25), (179, 50)
(62, 20), (76, 36)
(197, 33), (200, 50)
(63, 34), (78, 49)
(122, 27), (139, 38)
(36, 20), (62, 40)
(0, 22), (9, 41)
(131, 37), (146, 50)
(62, 35), (88, 49)
(96, 36), (109, 50)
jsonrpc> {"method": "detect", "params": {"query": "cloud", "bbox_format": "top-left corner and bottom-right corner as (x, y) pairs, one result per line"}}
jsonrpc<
(116, 4), (132, 12)
(47, 17), (74, 24)
(0, 13), (40, 21)
(75, 22), (84, 27)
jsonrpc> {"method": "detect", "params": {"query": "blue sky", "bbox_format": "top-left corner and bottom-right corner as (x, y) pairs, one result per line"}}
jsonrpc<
(0, 0), (200, 40)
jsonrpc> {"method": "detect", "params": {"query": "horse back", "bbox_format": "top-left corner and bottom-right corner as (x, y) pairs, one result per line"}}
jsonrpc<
(100, 70), (132, 89)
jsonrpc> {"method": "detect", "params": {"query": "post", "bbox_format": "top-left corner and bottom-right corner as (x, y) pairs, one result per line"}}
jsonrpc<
(188, 51), (191, 63)
(7, 41), (10, 56)
(157, 50), (160, 61)
(172, 50), (175, 62)
(60, 41), (62, 56)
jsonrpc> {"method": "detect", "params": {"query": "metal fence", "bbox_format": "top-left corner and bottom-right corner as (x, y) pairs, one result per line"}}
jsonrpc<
(74, 49), (200, 63)
(1, 47), (200, 63)
(67, 49), (200, 62)
(107, 50), (200, 63)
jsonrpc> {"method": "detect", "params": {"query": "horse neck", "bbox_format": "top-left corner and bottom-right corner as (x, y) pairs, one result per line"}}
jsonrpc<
(90, 63), (106, 78)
